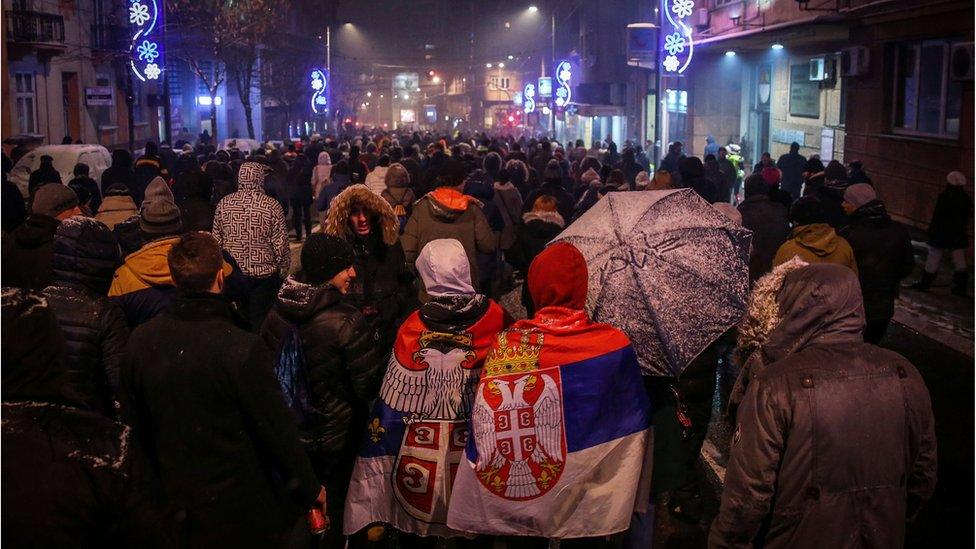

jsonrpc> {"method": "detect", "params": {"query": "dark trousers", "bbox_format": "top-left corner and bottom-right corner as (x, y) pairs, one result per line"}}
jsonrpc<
(241, 273), (283, 331)
(291, 198), (312, 240)
(864, 317), (891, 344)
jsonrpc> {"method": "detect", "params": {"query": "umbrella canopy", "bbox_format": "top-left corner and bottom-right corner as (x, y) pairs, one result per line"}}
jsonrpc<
(552, 189), (751, 377)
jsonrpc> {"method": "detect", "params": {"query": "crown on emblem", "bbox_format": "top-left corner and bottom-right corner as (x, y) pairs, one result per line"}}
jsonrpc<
(483, 329), (544, 377)
(418, 330), (473, 350)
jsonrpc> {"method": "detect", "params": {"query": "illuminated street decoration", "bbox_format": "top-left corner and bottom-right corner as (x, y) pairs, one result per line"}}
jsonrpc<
(128, 0), (163, 82)
(523, 82), (536, 114)
(662, 0), (694, 74)
(537, 77), (552, 99)
(554, 60), (572, 108)
(310, 68), (328, 115)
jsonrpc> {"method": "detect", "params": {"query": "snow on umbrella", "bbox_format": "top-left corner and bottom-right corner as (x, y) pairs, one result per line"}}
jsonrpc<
(552, 189), (751, 377)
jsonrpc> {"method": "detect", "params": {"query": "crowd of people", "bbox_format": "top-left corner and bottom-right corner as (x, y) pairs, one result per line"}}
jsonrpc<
(0, 128), (952, 547)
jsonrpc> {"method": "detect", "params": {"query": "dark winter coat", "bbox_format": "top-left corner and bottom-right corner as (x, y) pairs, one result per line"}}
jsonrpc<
(261, 277), (383, 457)
(315, 173), (352, 214)
(508, 210), (566, 316)
(776, 151), (806, 199)
(1, 213), (60, 289)
(100, 150), (135, 196)
(713, 263), (937, 549)
(323, 185), (417, 349)
(131, 155), (164, 206)
(737, 194), (790, 281)
(927, 185), (971, 249)
(108, 236), (179, 328)
(28, 165), (63, 199)
(181, 195), (216, 233)
(841, 201), (915, 322)
(401, 187), (497, 299)
(2, 178), (26, 232)
(68, 175), (102, 213)
(523, 182), (576, 224)
(122, 293), (321, 548)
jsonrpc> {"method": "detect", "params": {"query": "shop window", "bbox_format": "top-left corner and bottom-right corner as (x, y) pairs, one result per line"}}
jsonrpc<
(14, 72), (37, 134)
(893, 39), (963, 138)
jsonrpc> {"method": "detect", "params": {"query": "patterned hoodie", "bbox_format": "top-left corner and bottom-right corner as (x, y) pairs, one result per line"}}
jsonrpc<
(212, 162), (290, 278)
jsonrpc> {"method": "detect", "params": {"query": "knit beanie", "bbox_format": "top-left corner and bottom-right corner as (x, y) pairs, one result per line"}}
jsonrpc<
(140, 177), (181, 234)
(32, 184), (79, 218)
(143, 176), (174, 204)
(947, 171), (967, 186)
(843, 183), (877, 209)
(301, 233), (355, 285)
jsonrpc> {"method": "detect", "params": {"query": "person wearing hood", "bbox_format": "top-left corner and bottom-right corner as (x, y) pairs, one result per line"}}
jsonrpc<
(573, 165), (603, 217)
(380, 163), (415, 233)
(508, 195), (566, 317)
(401, 159), (496, 301)
(2, 288), (175, 547)
(212, 161), (290, 330)
(776, 142), (806, 200)
(316, 159), (353, 216)
(343, 238), (509, 543)
(323, 185), (416, 352)
(28, 154), (63, 201)
(101, 149), (135, 196)
(738, 174), (790, 282)
(108, 177), (188, 327)
(312, 150), (333, 199)
(812, 159), (850, 230)
(847, 160), (872, 185)
(711, 262), (936, 549)
(839, 184), (915, 343)
(68, 163), (102, 214)
(2, 183), (82, 290)
(42, 217), (128, 416)
(679, 156), (719, 204)
(800, 157), (826, 197)
(660, 141), (685, 175)
(364, 154), (391, 196)
(774, 196), (857, 273)
(911, 171), (972, 295)
(261, 233), (383, 547)
(121, 233), (325, 548)
(704, 134), (720, 159)
(523, 159), (575, 222)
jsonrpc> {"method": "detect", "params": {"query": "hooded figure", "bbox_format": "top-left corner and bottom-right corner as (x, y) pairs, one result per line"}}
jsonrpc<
(324, 185), (416, 351)
(401, 160), (496, 302)
(774, 196), (857, 272)
(343, 238), (508, 538)
(42, 216), (128, 415)
(508, 195), (565, 317)
(2, 183), (81, 290)
(704, 135), (720, 159)
(712, 262), (936, 549)
(912, 171), (973, 294)
(312, 150), (333, 198)
(100, 150), (134, 196)
(380, 163), (415, 233)
(738, 174), (790, 282)
(2, 288), (172, 547)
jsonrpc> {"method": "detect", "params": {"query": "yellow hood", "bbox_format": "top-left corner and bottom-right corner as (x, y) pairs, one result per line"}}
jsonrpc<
(108, 237), (178, 296)
(790, 223), (840, 257)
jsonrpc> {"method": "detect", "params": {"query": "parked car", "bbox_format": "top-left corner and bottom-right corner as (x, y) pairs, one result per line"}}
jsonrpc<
(217, 138), (262, 156)
(9, 145), (113, 198)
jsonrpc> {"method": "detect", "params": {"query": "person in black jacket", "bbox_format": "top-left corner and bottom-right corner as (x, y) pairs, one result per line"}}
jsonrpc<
(523, 159), (575, 223)
(508, 195), (566, 317)
(3, 288), (173, 548)
(42, 216), (128, 415)
(122, 232), (327, 548)
(100, 149), (135, 196)
(840, 184), (916, 343)
(323, 185), (416, 352)
(2, 183), (81, 290)
(679, 156), (719, 203)
(27, 154), (62, 201)
(912, 171), (972, 295)
(286, 153), (313, 241)
(67, 163), (103, 214)
(261, 233), (382, 548)
(738, 174), (790, 282)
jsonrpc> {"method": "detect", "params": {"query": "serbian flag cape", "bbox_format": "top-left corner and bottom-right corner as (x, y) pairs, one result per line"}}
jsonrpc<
(343, 300), (506, 537)
(446, 308), (653, 538)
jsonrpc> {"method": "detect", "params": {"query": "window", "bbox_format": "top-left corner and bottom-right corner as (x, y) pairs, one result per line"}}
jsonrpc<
(14, 72), (37, 134)
(893, 39), (963, 138)
(489, 76), (510, 90)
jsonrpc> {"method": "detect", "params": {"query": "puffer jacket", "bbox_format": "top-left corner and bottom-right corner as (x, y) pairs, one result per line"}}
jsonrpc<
(1, 213), (60, 289)
(401, 188), (496, 300)
(43, 216), (127, 415)
(712, 262), (937, 549)
(323, 185), (416, 348)
(773, 223), (857, 273)
(108, 236), (179, 328)
(840, 201), (915, 322)
(261, 276), (383, 456)
(95, 195), (139, 229)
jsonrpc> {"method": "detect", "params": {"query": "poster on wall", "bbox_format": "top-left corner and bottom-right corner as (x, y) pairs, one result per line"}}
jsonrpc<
(789, 64), (820, 118)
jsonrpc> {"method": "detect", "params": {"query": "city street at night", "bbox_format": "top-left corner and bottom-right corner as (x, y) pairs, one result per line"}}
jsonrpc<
(1, 0), (974, 547)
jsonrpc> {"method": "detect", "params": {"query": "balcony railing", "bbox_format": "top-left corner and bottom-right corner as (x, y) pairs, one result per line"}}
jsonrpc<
(6, 10), (65, 45)
(90, 23), (128, 51)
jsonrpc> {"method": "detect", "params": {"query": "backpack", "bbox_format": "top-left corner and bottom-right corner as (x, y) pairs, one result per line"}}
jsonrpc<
(275, 323), (317, 428)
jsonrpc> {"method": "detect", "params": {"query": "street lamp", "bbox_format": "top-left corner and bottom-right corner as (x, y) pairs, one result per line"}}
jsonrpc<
(528, 5), (538, 13)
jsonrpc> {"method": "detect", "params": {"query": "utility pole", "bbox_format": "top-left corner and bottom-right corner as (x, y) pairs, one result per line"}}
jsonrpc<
(326, 25), (331, 131)
(550, 9), (556, 138)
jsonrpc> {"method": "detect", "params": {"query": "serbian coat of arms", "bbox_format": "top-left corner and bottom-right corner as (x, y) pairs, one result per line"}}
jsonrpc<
(471, 330), (566, 500)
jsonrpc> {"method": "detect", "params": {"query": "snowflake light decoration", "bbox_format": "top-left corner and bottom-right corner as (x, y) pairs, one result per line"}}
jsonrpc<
(144, 63), (161, 80)
(663, 55), (680, 72)
(672, 0), (695, 18)
(664, 33), (685, 56)
(129, 2), (150, 25)
(311, 78), (324, 91)
(136, 40), (159, 62)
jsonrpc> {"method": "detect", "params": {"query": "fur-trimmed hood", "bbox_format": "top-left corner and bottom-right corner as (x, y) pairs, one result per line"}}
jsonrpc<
(522, 209), (565, 228)
(323, 184), (399, 246)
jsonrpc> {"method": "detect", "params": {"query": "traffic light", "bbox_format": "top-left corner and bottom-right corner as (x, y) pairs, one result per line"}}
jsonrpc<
(426, 69), (436, 79)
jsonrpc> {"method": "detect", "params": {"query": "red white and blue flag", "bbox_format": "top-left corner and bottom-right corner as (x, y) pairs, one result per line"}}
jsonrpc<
(446, 311), (653, 538)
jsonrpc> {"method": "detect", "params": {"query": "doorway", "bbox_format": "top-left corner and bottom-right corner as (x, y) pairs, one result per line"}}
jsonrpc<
(61, 71), (81, 142)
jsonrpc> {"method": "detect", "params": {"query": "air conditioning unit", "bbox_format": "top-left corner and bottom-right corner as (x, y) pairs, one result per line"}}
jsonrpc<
(951, 42), (974, 81)
(694, 8), (709, 30)
(840, 46), (870, 77)
(809, 57), (826, 81)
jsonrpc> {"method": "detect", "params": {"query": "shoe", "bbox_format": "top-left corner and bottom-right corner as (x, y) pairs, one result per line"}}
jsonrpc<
(910, 271), (936, 291)
(952, 271), (968, 296)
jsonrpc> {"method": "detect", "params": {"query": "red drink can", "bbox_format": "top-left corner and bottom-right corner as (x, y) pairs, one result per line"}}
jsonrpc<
(307, 508), (328, 535)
